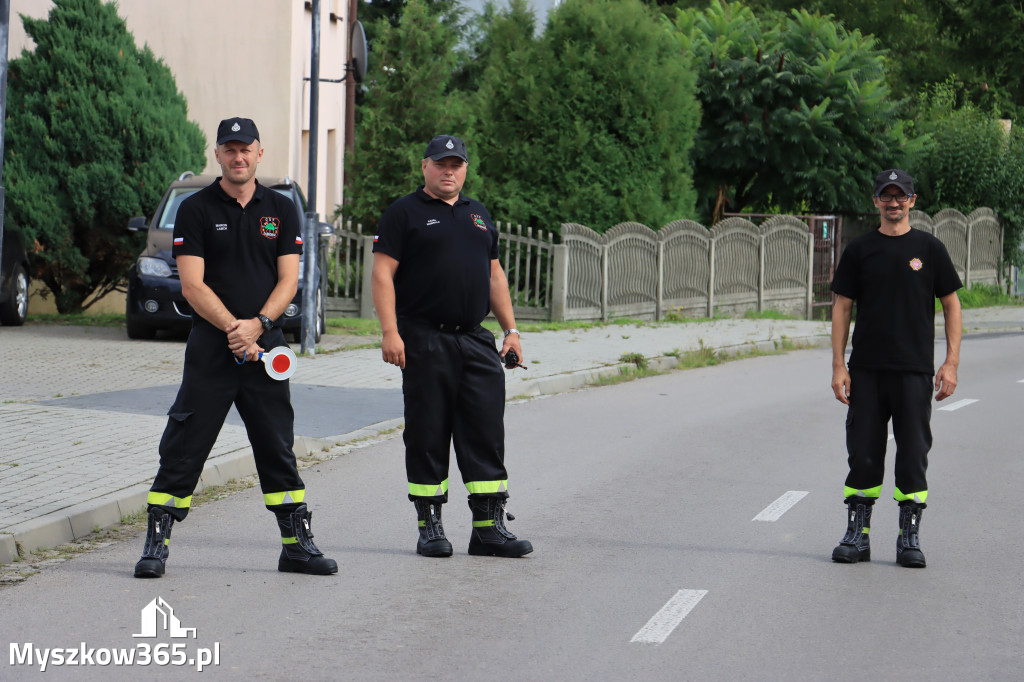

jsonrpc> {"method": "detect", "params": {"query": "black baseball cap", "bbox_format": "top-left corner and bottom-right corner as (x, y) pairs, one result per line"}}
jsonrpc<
(216, 117), (260, 145)
(874, 168), (915, 196)
(424, 135), (468, 162)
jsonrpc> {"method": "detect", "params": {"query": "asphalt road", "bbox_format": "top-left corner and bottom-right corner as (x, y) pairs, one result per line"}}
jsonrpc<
(1, 334), (1021, 680)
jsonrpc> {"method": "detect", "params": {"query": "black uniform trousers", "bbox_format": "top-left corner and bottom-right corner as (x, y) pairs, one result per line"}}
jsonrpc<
(844, 367), (932, 503)
(398, 318), (508, 503)
(149, 323), (305, 521)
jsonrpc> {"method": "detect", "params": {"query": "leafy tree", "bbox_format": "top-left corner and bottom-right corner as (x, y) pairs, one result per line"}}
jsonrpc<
(735, 0), (1021, 117)
(3, 0), (205, 313)
(907, 82), (1024, 268)
(344, 0), (470, 229)
(473, 0), (700, 232)
(674, 1), (915, 222)
(926, 0), (1024, 118)
(729, 0), (954, 109)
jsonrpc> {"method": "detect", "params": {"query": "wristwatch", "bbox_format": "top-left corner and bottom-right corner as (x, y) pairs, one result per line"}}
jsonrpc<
(257, 314), (273, 333)
(503, 328), (520, 337)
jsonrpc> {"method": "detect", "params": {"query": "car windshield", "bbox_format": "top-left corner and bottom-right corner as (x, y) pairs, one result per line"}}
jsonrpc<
(156, 186), (298, 230)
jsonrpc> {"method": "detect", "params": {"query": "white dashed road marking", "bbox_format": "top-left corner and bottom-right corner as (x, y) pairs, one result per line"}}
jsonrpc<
(631, 590), (709, 644)
(752, 491), (809, 522)
(938, 398), (979, 412)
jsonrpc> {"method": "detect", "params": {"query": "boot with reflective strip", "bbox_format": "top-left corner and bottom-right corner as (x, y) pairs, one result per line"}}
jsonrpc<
(276, 504), (338, 575)
(467, 496), (533, 558)
(134, 508), (174, 578)
(896, 502), (927, 568)
(832, 497), (873, 563)
(414, 499), (453, 557)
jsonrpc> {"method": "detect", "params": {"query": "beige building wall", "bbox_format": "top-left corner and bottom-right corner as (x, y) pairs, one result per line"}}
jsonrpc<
(9, 0), (349, 218)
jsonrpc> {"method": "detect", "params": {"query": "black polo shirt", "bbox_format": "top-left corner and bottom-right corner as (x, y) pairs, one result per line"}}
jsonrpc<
(172, 179), (303, 326)
(831, 228), (962, 374)
(374, 186), (498, 326)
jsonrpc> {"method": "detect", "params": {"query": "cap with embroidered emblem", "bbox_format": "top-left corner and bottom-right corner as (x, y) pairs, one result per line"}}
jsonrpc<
(424, 135), (468, 162)
(873, 168), (915, 196)
(217, 117), (260, 145)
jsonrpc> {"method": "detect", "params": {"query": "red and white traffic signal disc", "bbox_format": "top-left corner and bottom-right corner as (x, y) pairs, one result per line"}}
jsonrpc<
(260, 346), (296, 381)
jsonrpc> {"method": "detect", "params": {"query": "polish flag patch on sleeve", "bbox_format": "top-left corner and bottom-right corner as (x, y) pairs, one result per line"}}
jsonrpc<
(173, 237), (184, 246)
(373, 235), (379, 242)
(295, 236), (303, 245)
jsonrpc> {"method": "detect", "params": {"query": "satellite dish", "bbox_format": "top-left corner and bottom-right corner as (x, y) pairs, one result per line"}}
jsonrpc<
(349, 20), (367, 84)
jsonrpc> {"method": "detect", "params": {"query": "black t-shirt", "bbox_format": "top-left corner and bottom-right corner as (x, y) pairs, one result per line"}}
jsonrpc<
(830, 228), (962, 374)
(373, 187), (499, 326)
(172, 179), (303, 326)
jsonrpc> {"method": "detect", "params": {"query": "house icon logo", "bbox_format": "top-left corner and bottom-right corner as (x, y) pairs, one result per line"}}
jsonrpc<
(133, 597), (197, 639)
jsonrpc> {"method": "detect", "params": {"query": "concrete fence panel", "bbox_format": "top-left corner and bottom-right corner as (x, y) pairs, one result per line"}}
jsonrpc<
(604, 222), (659, 320)
(709, 217), (760, 317)
(561, 222), (606, 320)
(760, 215), (814, 319)
(966, 207), (1002, 287)
(659, 219), (712, 319)
(931, 209), (969, 279)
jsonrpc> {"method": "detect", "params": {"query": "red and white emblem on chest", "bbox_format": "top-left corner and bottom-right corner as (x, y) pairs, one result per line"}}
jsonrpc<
(909, 258), (923, 271)
(260, 217), (280, 239)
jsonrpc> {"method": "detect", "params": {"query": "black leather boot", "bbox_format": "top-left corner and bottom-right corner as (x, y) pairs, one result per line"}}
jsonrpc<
(468, 496), (533, 558)
(414, 499), (453, 557)
(897, 502), (927, 568)
(276, 504), (338, 575)
(832, 497), (873, 563)
(134, 508), (174, 578)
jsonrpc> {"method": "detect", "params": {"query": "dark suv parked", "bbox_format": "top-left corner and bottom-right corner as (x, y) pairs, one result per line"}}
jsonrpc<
(1, 227), (30, 326)
(126, 173), (332, 341)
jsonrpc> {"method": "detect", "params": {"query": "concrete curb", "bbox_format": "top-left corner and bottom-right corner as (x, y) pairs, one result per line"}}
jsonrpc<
(511, 333), (831, 398)
(0, 419), (408, 565)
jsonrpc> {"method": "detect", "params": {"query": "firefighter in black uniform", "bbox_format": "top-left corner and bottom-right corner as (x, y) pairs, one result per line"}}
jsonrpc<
(134, 117), (336, 578)
(371, 135), (533, 559)
(829, 169), (962, 569)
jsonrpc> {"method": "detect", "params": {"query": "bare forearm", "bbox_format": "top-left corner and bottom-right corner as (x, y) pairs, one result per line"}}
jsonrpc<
(182, 282), (237, 333)
(489, 268), (517, 331)
(942, 295), (962, 368)
(831, 303), (852, 368)
(371, 270), (399, 334)
(260, 279), (298, 322)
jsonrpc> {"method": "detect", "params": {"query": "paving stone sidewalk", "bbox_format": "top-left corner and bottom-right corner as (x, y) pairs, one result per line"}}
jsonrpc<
(1, 307), (1020, 564)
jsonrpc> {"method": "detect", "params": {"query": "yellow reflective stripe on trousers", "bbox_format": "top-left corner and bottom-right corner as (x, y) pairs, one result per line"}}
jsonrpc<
(263, 490), (306, 506)
(844, 485), (881, 499)
(408, 479), (449, 497)
(147, 491), (192, 509)
(472, 520), (496, 527)
(465, 480), (508, 495)
(893, 487), (928, 503)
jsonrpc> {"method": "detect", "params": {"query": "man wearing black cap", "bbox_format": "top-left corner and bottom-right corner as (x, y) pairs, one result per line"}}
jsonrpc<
(370, 134), (533, 559)
(134, 117), (337, 579)
(828, 168), (962, 568)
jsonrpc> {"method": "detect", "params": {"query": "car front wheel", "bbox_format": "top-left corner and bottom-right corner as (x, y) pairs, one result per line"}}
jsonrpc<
(0, 263), (28, 326)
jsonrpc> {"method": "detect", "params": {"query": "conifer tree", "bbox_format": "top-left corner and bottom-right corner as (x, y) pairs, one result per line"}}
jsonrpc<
(4, 0), (205, 313)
